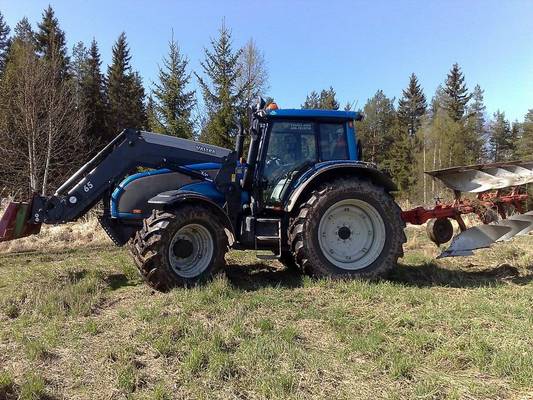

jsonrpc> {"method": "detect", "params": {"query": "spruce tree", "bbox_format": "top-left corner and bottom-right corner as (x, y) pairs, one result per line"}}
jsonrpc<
(319, 87), (340, 110)
(302, 91), (320, 109)
(302, 87), (339, 110)
(13, 18), (34, 46)
(516, 109), (533, 159)
(463, 84), (486, 162)
(107, 32), (145, 136)
(81, 39), (107, 145)
(0, 11), (11, 74)
(443, 63), (471, 122)
(71, 41), (88, 108)
(35, 5), (69, 78)
(489, 111), (514, 162)
(398, 73), (427, 136)
(152, 35), (195, 138)
(356, 90), (397, 165)
(430, 85), (447, 118)
(196, 22), (243, 147)
(146, 95), (162, 133)
(129, 71), (147, 128)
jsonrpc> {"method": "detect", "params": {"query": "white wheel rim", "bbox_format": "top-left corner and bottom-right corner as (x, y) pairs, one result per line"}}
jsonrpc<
(168, 223), (214, 278)
(318, 199), (386, 270)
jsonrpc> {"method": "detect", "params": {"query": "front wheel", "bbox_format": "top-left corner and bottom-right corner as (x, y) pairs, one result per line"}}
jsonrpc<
(129, 205), (228, 290)
(289, 177), (406, 278)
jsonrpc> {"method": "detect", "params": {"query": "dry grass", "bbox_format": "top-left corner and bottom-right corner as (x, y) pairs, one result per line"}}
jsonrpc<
(0, 211), (110, 254)
(0, 221), (532, 399)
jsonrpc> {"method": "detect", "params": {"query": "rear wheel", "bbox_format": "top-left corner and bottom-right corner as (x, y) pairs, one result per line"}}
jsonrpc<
(289, 177), (406, 278)
(129, 205), (227, 290)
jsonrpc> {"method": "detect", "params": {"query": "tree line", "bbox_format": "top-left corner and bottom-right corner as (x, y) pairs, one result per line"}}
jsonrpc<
(304, 68), (532, 203)
(0, 7), (531, 201)
(0, 8), (267, 196)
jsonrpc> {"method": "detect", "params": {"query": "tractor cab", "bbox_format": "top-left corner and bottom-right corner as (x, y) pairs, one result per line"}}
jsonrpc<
(235, 103), (363, 214)
(227, 101), (372, 255)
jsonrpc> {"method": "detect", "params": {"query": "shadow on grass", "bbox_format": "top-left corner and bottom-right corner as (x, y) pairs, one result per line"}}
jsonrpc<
(225, 262), (303, 290)
(105, 273), (140, 290)
(225, 260), (532, 290)
(390, 262), (533, 288)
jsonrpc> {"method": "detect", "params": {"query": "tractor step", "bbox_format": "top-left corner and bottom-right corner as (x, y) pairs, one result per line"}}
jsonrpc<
(256, 253), (280, 260)
(254, 217), (282, 257)
(255, 235), (280, 241)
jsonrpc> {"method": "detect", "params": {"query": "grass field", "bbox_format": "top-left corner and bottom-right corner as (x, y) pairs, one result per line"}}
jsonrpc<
(0, 227), (532, 399)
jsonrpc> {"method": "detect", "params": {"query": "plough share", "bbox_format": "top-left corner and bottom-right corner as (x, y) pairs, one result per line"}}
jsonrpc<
(401, 160), (533, 257)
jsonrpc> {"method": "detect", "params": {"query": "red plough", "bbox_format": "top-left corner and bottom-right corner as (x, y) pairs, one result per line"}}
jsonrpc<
(401, 160), (533, 257)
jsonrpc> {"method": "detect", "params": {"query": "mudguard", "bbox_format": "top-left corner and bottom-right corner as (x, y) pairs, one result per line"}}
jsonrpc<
(148, 187), (234, 236)
(285, 161), (397, 212)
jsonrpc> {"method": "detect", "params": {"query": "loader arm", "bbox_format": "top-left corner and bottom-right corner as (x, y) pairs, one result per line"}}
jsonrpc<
(29, 129), (231, 225)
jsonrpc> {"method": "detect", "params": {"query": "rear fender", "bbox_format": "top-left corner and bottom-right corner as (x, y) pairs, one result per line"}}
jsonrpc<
(148, 189), (235, 243)
(285, 162), (397, 212)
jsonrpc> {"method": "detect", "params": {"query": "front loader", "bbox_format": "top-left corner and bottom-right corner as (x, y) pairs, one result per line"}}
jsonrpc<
(0, 99), (531, 290)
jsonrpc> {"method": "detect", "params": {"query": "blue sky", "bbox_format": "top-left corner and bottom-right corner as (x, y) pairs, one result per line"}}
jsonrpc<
(2, 0), (532, 121)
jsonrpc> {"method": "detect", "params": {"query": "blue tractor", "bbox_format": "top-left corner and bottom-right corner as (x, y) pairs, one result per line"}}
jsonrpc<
(0, 100), (406, 290)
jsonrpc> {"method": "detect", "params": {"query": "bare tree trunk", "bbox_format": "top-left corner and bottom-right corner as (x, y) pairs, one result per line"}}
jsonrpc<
(42, 115), (53, 195)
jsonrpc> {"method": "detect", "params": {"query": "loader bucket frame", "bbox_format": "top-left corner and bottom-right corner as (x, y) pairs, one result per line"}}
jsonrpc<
(0, 200), (41, 242)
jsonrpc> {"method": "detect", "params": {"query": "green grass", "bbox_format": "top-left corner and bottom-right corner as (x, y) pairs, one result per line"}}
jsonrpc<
(0, 232), (531, 399)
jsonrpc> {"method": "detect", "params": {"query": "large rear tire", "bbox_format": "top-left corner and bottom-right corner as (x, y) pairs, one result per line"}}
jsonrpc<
(289, 177), (406, 278)
(129, 205), (228, 291)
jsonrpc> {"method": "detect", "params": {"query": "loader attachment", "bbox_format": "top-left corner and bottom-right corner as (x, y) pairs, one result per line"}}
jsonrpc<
(402, 160), (533, 258)
(0, 200), (41, 242)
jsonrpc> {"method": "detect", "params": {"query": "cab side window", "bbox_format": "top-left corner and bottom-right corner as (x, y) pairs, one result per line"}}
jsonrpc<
(319, 123), (348, 161)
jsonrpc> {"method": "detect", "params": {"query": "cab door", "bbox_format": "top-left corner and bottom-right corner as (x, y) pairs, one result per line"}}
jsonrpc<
(257, 120), (318, 209)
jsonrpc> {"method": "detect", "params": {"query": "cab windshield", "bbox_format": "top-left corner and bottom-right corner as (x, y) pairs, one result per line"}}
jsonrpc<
(262, 121), (318, 205)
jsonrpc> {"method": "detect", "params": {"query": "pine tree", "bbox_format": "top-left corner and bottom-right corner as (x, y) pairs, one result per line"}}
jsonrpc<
(397, 73), (426, 136)
(107, 32), (145, 136)
(0, 11), (11, 74)
(196, 21), (243, 147)
(489, 111), (514, 162)
(152, 35), (195, 138)
(302, 91), (320, 109)
(443, 63), (472, 122)
(81, 39), (107, 145)
(35, 5), (69, 78)
(516, 109), (533, 160)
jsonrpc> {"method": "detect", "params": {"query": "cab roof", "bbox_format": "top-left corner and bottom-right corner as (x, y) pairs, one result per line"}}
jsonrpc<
(265, 108), (361, 121)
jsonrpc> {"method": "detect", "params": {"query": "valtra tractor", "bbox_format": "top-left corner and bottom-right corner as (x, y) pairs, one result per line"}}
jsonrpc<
(1, 99), (532, 290)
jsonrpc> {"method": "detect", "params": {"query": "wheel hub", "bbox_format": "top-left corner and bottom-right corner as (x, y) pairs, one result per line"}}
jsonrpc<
(173, 238), (194, 259)
(318, 199), (386, 270)
(338, 226), (351, 240)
